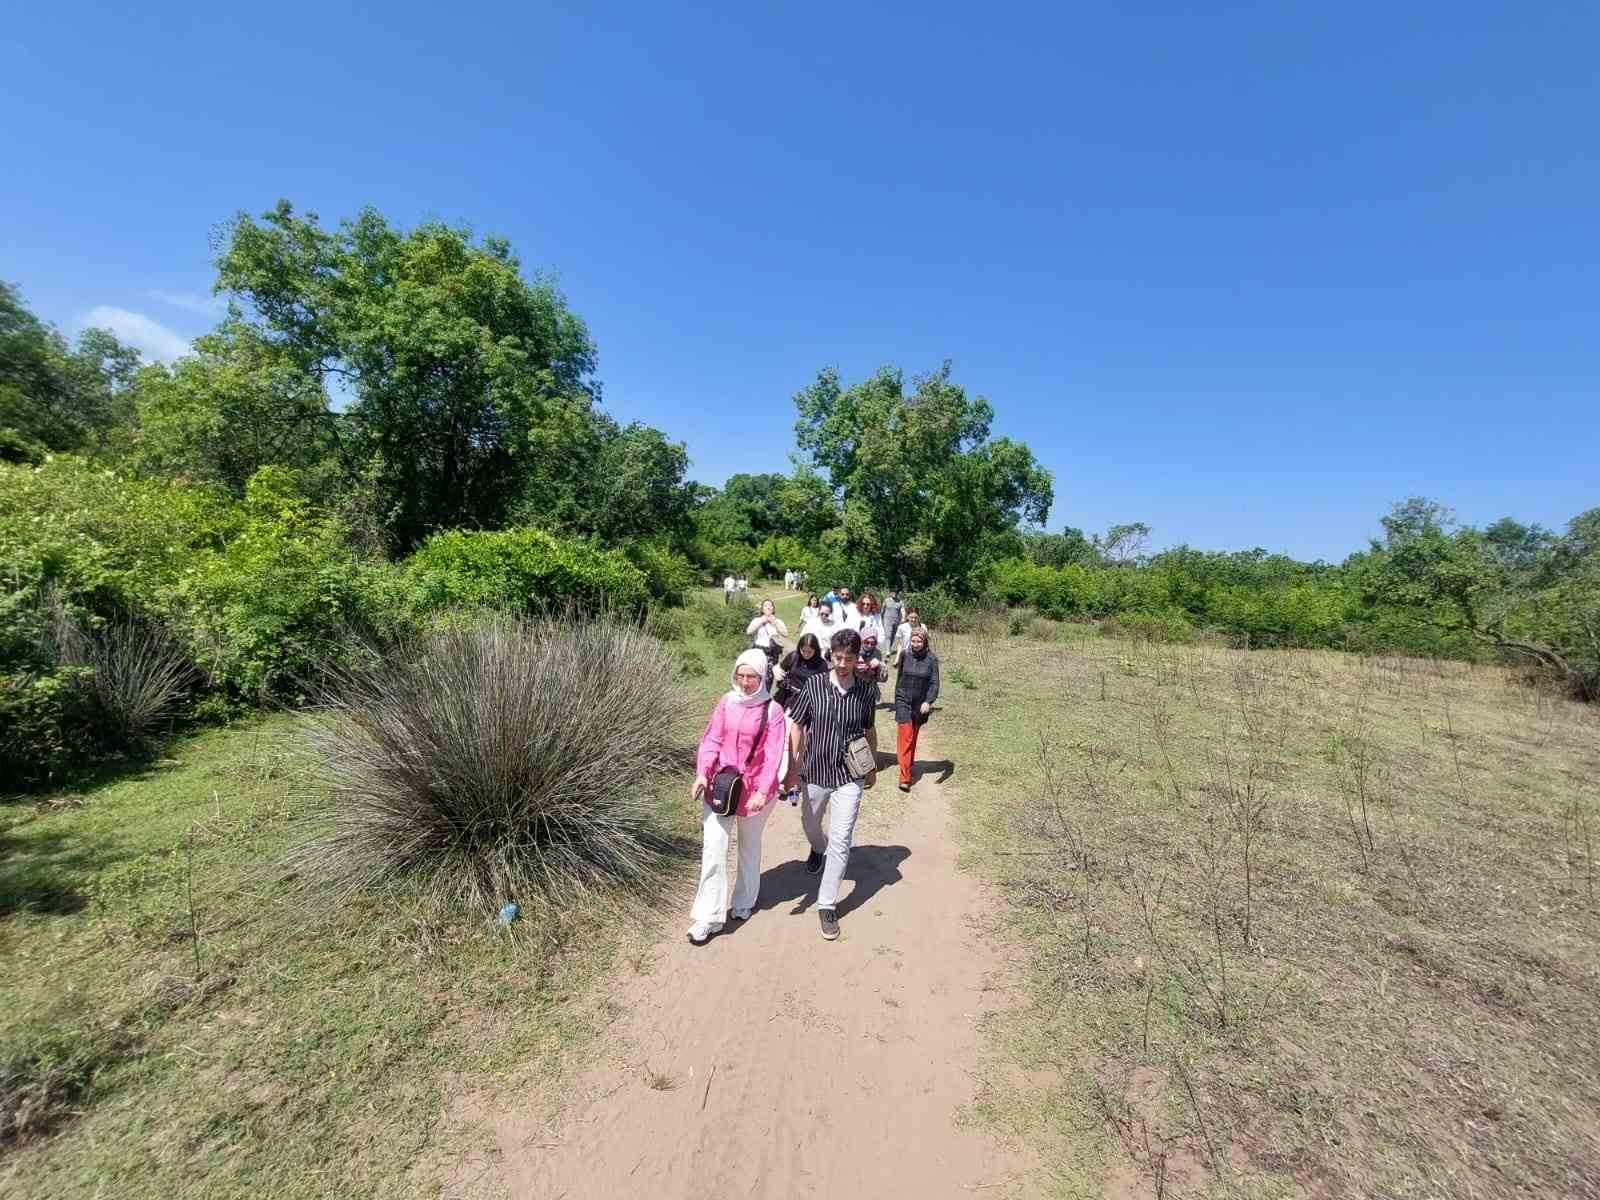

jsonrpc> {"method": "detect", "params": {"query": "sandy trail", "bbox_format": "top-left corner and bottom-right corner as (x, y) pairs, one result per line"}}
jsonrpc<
(456, 723), (1033, 1198)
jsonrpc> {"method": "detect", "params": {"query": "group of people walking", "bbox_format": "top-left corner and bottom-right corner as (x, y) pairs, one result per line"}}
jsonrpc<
(687, 585), (940, 945)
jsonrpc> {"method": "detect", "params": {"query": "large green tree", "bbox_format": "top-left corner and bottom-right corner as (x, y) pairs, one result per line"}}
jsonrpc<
(214, 202), (599, 551)
(793, 361), (1053, 587)
(0, 282), (141, 461)
(130, 318), (335, 494)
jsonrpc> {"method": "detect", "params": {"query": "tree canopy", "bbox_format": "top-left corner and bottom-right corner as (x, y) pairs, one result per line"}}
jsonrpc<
(214, 202), (600, 551)
(792, 361), (1053, 588)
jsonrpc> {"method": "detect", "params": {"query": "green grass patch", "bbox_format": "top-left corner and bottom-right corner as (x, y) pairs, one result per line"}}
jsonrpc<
(0, 582), (809, 1195)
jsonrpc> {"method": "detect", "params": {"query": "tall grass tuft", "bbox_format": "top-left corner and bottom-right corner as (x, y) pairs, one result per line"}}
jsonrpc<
(290, 615), (691, 914)
(39, 595), (195, 744)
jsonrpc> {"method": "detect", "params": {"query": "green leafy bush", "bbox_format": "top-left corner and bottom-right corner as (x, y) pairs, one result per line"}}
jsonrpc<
(0, 668), (97, 789)
(402, 526), (649, 618)
(697, 597), (755, 641)
(644, 606), (689, 642)
(620, 538), (695, 605)
(906, 582), (964, 627)
(174, 468), (388, 699)
(673, 646), (708, 677)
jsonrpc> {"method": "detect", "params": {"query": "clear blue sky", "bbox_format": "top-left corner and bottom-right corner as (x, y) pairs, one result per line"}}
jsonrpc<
(4, 2), (1596, 561)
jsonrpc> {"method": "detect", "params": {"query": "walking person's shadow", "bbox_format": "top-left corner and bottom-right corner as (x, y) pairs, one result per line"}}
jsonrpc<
(736, 844), (912, 927)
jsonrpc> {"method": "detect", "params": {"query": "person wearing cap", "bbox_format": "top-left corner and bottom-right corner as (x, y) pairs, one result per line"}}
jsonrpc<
(687, 649), (787, 944)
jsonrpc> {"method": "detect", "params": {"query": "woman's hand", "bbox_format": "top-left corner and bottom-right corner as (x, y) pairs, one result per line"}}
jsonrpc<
(691, 777), (706, 806)
(746, 791), (769, 814)
(920, 701), (931, 716)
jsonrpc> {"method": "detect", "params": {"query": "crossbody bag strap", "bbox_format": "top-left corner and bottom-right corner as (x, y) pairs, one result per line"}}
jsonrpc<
(742, 700), (771, 770)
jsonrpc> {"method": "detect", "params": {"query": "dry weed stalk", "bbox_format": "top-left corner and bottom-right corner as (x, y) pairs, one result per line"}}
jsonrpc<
(1563, 795), (1597, 907)
(1441, 690), (1470, 805)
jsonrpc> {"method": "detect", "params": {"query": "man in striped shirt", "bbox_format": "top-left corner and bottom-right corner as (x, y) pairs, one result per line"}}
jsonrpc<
(784, 628), (879, 941)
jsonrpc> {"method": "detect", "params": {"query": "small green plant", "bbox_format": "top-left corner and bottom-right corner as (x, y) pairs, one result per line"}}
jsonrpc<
(674, 647), (709, 677)
(947, 664), (977, 690)
(644, 606), (689, 642)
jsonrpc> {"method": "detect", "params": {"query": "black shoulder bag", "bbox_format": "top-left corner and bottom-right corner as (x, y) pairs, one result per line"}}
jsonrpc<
(708, 700), (772, 817)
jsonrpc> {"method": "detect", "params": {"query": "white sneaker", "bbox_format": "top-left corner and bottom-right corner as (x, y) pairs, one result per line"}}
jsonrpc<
(687, 921), (723, 944)
(730, 907), (753, 921)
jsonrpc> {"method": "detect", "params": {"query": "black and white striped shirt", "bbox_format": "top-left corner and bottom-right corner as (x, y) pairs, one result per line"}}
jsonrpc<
(790, 670), (879, 789)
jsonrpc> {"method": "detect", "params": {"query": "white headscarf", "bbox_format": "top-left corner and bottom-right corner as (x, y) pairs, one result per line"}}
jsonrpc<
(727, 648), (772, 707)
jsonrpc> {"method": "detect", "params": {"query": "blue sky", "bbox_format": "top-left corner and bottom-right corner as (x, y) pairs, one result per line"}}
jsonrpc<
(4, 2), (1596, 561)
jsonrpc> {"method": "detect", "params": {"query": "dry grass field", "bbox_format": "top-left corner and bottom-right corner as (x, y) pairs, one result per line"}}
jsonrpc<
(933, 618), (1600, 1198)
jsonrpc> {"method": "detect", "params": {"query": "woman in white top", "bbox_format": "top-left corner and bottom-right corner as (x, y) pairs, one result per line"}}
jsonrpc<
(798, 593), (821, 626)
(746, 599), (789, 651)
(800, 600), (841, 648)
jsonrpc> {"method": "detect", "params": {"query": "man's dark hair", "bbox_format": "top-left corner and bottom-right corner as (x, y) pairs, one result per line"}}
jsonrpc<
(830, 628), (862, 656)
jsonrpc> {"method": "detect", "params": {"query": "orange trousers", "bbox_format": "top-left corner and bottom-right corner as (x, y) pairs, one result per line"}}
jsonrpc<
(896, 720), (920, 786)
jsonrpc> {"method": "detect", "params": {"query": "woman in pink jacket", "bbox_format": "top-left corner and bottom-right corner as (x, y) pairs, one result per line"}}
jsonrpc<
(687, 648), (787, 944)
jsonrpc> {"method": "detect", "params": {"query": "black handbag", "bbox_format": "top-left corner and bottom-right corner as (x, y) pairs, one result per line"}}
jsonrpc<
(707, 699), (772, 817)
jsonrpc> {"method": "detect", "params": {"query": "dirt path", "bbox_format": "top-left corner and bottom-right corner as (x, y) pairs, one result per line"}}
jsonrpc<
(453, 724), (1033, 1198)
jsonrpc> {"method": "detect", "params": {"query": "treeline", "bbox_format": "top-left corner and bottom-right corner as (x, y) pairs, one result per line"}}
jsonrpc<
(3, 202), (1595, 783)
(989, 503), (1600, 696)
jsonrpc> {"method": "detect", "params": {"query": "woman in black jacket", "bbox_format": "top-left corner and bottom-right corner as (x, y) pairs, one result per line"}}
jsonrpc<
(893, 625), (940, 792)
(776, 633), (828, 709)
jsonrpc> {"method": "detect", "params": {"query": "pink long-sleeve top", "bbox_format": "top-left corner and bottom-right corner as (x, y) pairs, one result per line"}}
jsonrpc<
(695, 695), (786, 817)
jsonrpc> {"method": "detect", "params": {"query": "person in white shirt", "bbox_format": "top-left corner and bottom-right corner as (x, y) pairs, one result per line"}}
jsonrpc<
(891, 607), (922, 665)
(834, 586), (859, 628)
(746, 598), (789, 652)
(800, 600), (841, 650)
(724, 575), (737, 605)
(798, 593), (820, 626)
(737, 576), (749, 593)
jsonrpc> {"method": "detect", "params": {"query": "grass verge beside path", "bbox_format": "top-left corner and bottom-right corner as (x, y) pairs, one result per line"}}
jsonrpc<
(0, 591), (791, 1199)
(933, 624), (1600, 1198)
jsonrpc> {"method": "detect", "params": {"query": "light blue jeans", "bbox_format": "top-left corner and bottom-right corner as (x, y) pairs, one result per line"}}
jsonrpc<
(801, 780), (863, 910)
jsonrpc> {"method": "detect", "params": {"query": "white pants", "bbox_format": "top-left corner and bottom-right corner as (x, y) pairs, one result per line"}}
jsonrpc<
(690, 803), (772, 925)
(801, 781), (863, 910)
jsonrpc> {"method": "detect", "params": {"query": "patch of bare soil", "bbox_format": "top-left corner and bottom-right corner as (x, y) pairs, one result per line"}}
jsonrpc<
(436, 728), (1037, 1198)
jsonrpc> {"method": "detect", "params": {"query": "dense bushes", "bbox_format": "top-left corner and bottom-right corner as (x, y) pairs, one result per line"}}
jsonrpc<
(976, 554), (1491, 656)
(620, 538), (695, 605)
(401, 526), (650, 618)
(0, 459), (676, 787)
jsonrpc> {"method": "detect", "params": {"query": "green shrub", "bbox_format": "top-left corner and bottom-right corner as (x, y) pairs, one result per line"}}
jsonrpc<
(697, 597), (755, 641)
(673, 646), (708, 677)
(621, 539), (695, 605)
(403, 525), (649, 619)
(1026, 615), (1064, 642)
(175, 468), (388, 699)
(907, 582), (963, 628)
(292, 617), (688, 914)
(0, 456), (239, 625)
(1103, 608), (1194, 644)
(644, 606), (689, 642)
(0, 668), (98, 789)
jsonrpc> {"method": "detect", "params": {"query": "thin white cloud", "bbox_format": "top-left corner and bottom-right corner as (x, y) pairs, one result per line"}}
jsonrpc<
(83, 306), (193, 363)
(147, 288), (224, 316)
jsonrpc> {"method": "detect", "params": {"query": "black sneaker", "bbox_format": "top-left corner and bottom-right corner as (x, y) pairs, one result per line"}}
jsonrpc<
(818, 909), (840, 940)
(897, 782), (910, 792)
(805, 850), (826, 875)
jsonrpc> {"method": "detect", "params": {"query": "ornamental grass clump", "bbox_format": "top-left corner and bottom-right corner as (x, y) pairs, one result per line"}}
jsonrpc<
(291, 616), (689, 913)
